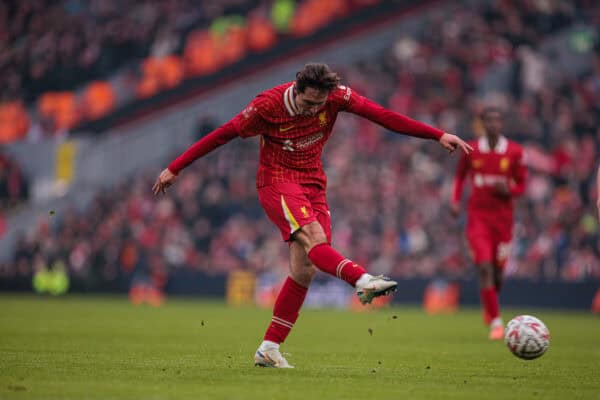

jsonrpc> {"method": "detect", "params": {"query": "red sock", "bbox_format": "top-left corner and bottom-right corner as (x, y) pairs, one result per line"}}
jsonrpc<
(307, 243), (366, 286)
(263, 277), (308, 344)
(480, 287), (500, 323)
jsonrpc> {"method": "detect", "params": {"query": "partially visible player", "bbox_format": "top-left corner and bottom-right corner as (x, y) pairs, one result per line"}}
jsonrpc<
(451, 107), (527, 340)
(154, 63), (472, 367)
(597, 165), (600, 221)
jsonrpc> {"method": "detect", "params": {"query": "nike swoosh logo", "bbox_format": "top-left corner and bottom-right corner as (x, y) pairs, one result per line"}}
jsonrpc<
(279, 125), (295, 132)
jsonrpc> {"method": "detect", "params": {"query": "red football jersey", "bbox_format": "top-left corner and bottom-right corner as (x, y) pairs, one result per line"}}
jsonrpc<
(234, 82), (381, 188)
(168, 82), (444, 188)
(452, 136), (526, 216)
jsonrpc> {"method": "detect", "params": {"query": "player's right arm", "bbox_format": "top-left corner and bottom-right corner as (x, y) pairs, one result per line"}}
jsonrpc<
(450, 149), (470, 217)
(152, 101), (264, 195)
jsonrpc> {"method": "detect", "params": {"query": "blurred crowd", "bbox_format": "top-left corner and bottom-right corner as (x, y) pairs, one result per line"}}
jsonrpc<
(0, 0), (261, 140)
(0, 0), (373, 141)
(0, 0), (272, 102)
(2, 0), (600, 286)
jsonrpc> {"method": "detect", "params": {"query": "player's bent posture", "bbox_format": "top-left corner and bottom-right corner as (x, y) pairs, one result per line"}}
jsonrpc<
(154, 63), (472, 367)
(451, 107), (527, 340)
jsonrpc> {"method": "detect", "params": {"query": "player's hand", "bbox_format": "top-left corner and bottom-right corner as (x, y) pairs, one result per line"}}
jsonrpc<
(152, 168), (177, 195)
(439, 133), (473, 155)
(493, 181), (510, 197)
(450, 202), (460, 218)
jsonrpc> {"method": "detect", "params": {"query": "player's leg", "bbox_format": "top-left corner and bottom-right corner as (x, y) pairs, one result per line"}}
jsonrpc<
(479, 259), (503, 339)
(493, 267), (504, 292)
(467, 217), (502, 339)
(257, 183), (396, 305)
(258, 183), (397, 304)
(255, 242), (315, 368)
(493, 240), (511, 292)
(293, 222), (397, 304)
(486, 236), (511, 341)
(477, 262), (495, 289)
(302, 187), (396, 303)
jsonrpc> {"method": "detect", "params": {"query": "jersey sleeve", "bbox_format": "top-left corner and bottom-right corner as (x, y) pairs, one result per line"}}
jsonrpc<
(332, 85), (445, 140)
(510, 146), (527, 197)
(168, 119), (240, 174)
(329, 85), (366, 112)
(452, 151), (470, 205)
(168, 97), (271, 174)
(232, 98), (270, 138)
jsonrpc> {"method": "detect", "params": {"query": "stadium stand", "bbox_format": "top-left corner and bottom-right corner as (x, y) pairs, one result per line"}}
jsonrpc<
(2, 0), (598, 290)
(0, 0), (387, 139)
(0, 1), (600, 306)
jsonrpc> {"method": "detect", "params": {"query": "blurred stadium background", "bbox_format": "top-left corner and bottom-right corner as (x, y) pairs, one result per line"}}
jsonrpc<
(0, 0), (599, 312)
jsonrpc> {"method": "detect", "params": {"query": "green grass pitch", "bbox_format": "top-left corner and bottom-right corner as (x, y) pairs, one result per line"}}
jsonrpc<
(1, 295), (599, 399)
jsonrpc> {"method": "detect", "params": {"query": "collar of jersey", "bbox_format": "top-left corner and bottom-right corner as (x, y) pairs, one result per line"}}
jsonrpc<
(283, 84), (300, 116)
(478, 135), (508, 153)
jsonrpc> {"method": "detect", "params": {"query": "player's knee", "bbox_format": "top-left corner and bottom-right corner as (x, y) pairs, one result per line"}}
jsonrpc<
(296, 222), (328, 251)
(310, 232), (328, 248)
(478, 262), (494, 281)
(307, 226), (328, 248)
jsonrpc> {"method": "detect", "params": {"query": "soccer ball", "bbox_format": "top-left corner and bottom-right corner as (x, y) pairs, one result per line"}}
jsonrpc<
(504, 315), (550, 360)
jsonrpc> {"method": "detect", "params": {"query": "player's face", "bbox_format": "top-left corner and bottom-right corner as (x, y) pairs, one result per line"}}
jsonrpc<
(296, 87), (329, 116)
(482, 111), (503, 137)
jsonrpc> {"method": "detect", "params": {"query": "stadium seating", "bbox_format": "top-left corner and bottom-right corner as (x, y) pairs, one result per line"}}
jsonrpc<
(1, 1), (599, 287)
(0, 0), (382, 140)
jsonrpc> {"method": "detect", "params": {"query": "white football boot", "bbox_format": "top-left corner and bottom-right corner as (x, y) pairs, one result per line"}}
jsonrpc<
(254, 346), (294, 368)
(355, 274), (398, 305)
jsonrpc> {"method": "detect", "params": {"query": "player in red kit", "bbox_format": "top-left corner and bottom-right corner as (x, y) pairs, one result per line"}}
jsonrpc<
(451, 107), (527, 340)
(153, 64), (473, 367)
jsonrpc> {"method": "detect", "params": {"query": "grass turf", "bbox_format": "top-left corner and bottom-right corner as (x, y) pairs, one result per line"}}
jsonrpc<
(0, 295), (599, 400)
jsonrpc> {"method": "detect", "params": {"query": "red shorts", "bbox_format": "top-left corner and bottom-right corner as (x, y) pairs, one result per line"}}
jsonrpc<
(258, 182), (332, 242)
(466, 212), (512, 268)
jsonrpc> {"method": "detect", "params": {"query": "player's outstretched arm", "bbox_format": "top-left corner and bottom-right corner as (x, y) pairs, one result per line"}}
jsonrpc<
(152, 168), (177, 195)
(439, 133), (473, 155)
(346, 95), (472, 154)
(152, 119), (240, 196)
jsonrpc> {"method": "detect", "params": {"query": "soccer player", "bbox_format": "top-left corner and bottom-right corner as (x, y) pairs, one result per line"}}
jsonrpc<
(451, 107), (527, 340)
(153, 63), (473, 367)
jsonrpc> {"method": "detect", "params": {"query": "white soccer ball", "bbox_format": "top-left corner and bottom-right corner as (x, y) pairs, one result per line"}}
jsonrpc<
(504, 315), (550, 360)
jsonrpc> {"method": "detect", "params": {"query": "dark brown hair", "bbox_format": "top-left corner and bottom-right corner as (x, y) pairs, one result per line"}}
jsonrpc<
(295, 63), (341, 93)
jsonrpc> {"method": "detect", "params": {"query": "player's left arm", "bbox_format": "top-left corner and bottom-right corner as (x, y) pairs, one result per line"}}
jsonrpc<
(509, 146), (527, 197)
(339, 88), (472, 154)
